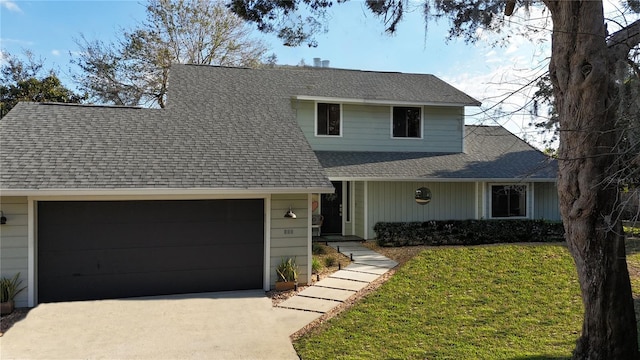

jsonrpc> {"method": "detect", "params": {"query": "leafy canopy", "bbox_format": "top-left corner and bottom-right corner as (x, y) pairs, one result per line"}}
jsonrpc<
(0, 50), (86, 118)
(73, 0), (269, 108)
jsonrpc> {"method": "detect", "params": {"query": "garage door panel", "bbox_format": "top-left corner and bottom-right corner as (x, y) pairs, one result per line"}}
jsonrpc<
(38, 199), (264, 303)
(39, 266), (264, 302)
(40, 241), (264, 274)
(40, 221), (263, 251)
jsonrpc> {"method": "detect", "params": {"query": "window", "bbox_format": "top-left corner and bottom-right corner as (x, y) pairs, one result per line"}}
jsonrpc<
(491, 185), (527, 218)
(316, 103), (341, 136)
(392, 106), (421, 138)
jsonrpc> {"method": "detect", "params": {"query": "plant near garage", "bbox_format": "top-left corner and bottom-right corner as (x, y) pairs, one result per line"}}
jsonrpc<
(275, 257), (298, 291)
(0, 273), (26, 315)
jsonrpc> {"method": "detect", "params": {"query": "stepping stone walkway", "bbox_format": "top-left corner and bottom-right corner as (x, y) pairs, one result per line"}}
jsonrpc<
(277, 242), (398, 313)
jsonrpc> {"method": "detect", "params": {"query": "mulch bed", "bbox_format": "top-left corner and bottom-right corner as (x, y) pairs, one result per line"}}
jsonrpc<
(0, 307), (30, 336)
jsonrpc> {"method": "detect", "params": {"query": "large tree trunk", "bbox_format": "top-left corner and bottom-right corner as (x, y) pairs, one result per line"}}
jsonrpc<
(545, 1), (639, 358)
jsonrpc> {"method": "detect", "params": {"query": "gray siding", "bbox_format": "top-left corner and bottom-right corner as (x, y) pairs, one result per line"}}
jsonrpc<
(270, 194), (310, 286)
(367, 182), (476, 239)
(295, 101), (464, 152)
(534, 182), (561, 221)
(0, 196), (28, 307)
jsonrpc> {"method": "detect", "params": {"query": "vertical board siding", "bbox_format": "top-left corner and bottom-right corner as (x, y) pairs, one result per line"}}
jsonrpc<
(534, 182), (561, 221)
(270, 194), (310, 286)
(295, 101), (464, 152)
(367, 182), (476, 238)
(0, 196), (28, 307)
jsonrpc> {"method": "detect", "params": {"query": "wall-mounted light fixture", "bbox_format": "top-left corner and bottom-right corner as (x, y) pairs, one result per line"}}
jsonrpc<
(284, 206), (297, 219)
(0, 211), (6, 225)
(415, 187), (432, 205)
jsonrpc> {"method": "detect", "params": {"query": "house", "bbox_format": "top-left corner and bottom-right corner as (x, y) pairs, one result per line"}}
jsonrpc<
(0, 64), (558, 308)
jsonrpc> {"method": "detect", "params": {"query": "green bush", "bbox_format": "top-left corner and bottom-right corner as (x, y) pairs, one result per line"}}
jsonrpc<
(276, 258), (298, 282)
(324, 256), (336, 267)
(312, 257), (322, 274)
(373, 220), (565, 247)
(312, 243), (327, 255)
(0, 272), (26, 303)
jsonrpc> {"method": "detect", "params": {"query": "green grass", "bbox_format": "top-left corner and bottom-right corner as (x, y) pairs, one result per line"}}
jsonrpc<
(294, 244), (583, 360)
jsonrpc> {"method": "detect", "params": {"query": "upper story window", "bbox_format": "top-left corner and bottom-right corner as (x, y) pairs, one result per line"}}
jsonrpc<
(316, 103), (341, 136)
(392, 106), (422, 138)
(491, 184), (527, 218)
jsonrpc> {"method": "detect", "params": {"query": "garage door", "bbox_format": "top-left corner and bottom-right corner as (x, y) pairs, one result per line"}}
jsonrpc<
(38, 199), (264, 303)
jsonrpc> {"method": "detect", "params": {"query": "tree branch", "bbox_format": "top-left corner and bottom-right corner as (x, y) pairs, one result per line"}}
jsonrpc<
(607, 18), (640, 60)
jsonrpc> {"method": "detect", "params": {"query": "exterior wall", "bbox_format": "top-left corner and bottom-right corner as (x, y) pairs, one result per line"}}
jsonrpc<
(367, 182), (476, 239)
(295, 100), (464, 153)
(0, 196), (29, 307)
(270, 194), (311, 286)
(533, 182), (561, 221)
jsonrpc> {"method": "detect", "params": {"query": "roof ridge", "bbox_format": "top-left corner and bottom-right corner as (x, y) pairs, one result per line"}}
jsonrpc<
(37, 102), (143, 110)
(173, 63), (436, 76)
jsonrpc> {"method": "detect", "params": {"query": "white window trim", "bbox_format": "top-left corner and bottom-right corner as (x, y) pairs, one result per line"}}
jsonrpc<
(343, 181), (352, 224)
(488, 183), (531, 220)
(390, 106), (424, 139)
(314, 101), (343, 137)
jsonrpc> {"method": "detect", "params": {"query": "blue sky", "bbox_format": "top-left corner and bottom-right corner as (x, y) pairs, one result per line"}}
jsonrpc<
(6, 0), (625, 148)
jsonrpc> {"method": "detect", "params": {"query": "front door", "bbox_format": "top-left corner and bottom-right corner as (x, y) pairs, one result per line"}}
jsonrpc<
(321, 181), (342, 234)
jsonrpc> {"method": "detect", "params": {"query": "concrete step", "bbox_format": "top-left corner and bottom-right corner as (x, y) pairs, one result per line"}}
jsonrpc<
(278, 296), (341, 313)
(344, 263), (391, 275)
(353, 259), (398, 268)
(330, 270), (380, 282)
(351, 254), (391, 261)
(297, 286), (355, 302)
(314, 277), (369, 292)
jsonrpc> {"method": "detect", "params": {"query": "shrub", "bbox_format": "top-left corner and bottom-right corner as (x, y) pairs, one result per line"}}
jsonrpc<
(0, 273), (26, 303)
(312, 257), (322, 274)
(312, 243), (327, 255)
(373, 220), (565, 247)
(276, 258), (298, 282)
(324, 256), (336, 267)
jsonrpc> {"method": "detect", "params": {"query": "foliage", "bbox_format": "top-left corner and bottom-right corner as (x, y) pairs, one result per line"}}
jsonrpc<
(312, 242), (327, 255)
(0, 273), (26, 303)
(0, 50), (86, 118)
(374, 220), (565, 247)
(276, 257), (298, 283)
(294, 245), (582, 359)
(72, 0), (268, 108)
(625, 226), (640, 237)
(323, 255), (336, 267)
(311, 257), (322, 274)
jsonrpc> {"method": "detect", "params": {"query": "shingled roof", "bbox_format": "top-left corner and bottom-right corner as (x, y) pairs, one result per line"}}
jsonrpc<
(167, 64), (480, 109)
(0, 99), (331, 192)
(0, 65), (511, 193)
(316, 125), (557, 181)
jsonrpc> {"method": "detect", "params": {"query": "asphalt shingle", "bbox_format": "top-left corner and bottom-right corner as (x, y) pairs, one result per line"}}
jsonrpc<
(0, 65), (530, 191)
(315, 125), (557, 180)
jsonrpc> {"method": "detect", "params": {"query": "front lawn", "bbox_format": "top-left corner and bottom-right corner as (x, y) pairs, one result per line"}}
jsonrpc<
(294, 244), (583, 360)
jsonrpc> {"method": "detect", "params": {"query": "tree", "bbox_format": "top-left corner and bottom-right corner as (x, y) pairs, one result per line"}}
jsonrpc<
(0, 50), (85, 118)
(72, 0), (268, 108)
(230, 0), (640, 358)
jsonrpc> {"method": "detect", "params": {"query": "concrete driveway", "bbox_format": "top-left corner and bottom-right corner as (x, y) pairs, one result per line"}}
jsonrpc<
(0, 290), (320, 360)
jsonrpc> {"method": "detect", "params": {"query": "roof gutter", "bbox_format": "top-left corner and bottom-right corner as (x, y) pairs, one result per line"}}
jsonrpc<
(293, 95), (480, 107)
(327, 177), (557, 183)
(0, 186), (335, 197)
